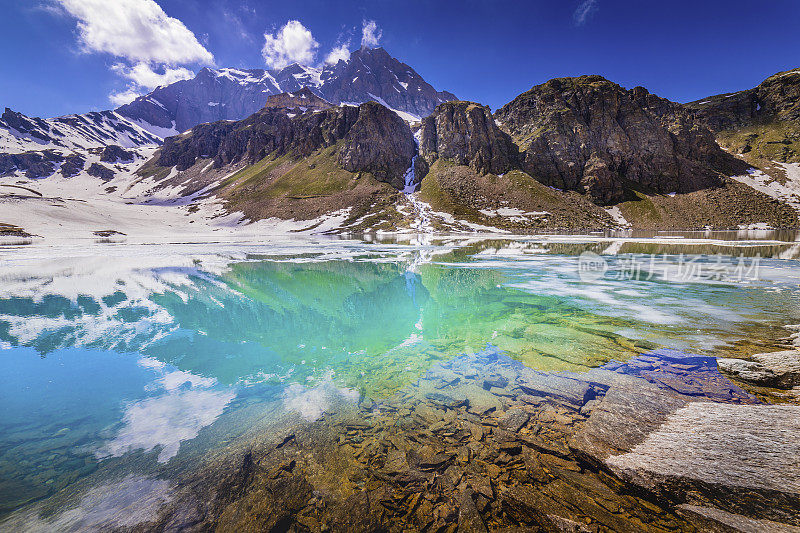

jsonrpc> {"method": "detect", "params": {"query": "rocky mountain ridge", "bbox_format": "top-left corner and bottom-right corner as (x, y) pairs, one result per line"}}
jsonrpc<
(686, 68), (800, 166)
(156, 100), (416, 189)
(2, 62), (800, 235)
(116, 47), (456, 135)
(136, 76), (797, 233)
(494, 75), (747, 204)
(0, 107), (158, 179)
(687, 68), (800, 133)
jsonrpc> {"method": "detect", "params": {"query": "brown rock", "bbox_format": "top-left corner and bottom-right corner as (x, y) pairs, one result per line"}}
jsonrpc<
(495, 75), (747, 204)
(420, 101), (518, 175)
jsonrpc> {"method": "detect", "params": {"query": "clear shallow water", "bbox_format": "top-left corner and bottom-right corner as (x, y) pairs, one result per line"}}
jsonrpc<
(1, 236), (800, 523)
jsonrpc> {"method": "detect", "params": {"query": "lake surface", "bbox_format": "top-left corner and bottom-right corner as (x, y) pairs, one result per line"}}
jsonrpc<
(1, 234), (799, 530)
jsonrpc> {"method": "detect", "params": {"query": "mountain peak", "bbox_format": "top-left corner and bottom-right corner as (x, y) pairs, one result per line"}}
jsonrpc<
(115, 47), (456, 136)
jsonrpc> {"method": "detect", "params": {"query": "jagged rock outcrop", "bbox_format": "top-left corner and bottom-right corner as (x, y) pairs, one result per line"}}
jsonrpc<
(60, 153), (85, 177)
(495, 76), (746, 204)
(419, 101), (518, 176)
(158, 106), (357, 171)
(157, 98), (415, 189)
(337, 102), (416, 189)
(318, 47), (456, 118)
(86, 162), (114, 181)
(100, 145), (134, 163)
(1, 108), (52, 141)
(262, 87), (333, 112)
(0, 150), (63, 178)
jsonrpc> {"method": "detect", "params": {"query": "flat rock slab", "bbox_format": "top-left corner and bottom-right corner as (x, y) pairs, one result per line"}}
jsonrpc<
(570, 375), (689, 458)
(676, 504), (800, 533)
(718, 350), (800, 389)
(515, 368), (597, 406)
(606, 402), (800, 524)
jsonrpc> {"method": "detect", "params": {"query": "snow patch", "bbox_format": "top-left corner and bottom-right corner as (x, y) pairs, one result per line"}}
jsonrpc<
(605, 206), (631, 227)
(731, 165), (800, 214)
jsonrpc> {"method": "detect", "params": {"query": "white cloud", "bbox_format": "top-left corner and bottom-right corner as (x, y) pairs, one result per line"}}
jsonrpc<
(108, 64), (194, 106)
(98, 358), (235, 463)
(573, 0), (598, 26)
(109, 87), (144, 106)
(324, 42), (351, 65)
(282, 379), (360, 421)
(54, 0), (213, 106)
(262, 20), (318, 70)
(56, 0), (214, 65)
(112, 62), (194, 90)
(361, 20), (382, 48)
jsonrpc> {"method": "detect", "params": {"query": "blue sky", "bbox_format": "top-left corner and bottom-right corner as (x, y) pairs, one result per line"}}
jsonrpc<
(1, 0), (798, 118)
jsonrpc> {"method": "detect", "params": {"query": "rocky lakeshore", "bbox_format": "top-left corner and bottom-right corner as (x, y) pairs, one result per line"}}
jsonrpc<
(17, 347), (788, 532)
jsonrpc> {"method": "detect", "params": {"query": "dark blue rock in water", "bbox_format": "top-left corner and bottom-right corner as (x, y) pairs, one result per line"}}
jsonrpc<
(602, 349), (760, 404)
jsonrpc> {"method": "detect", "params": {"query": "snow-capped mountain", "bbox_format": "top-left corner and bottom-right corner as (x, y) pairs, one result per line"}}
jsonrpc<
(317, 47), (456, 121)
(0, 107), (162, 179)
(116, 47), (456, 135)
(0, 107), (161, 153)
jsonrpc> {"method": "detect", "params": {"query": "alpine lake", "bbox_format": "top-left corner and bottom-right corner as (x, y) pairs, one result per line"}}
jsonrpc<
(1, 232), (799, 532)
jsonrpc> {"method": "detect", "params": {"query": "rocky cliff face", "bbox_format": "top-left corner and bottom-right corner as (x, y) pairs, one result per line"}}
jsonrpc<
(495, 76), (744, 204)
(687, 68), (800, 132)
(337, 102), (416, 189)
(419, 101), (517, 175)
(117, 47), (456, 136)
(116, 67), (285, 134)
(262, 87), (333, 112)
(686, 68), (800, 164)
(157, 97), (415, 189)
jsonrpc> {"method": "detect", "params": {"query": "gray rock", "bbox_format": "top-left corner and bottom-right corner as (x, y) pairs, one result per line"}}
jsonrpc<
(337, 101), (416, 189)
(419, 101), (518, 175)
(497, 408), (530, 433)
(495, 75), (747, 204)
(601, 401), (800, 524)
(570, 375), (690, 459)
(718, 350), (800, 389)
(676, 504), (800, 533)
(516, 369), (595, 407)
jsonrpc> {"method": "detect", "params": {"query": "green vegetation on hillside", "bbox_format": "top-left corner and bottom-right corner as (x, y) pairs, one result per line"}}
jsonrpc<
(716, 121), (800, 167)
(222, 144), (360, 202)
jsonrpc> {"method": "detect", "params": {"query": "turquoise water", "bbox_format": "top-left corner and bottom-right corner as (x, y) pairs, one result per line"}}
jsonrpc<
(1, 237), (800, 522)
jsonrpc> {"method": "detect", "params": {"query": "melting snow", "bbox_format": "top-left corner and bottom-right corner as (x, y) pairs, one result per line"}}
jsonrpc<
(731, 164), (800, 214)
(604, 206), (631, 227)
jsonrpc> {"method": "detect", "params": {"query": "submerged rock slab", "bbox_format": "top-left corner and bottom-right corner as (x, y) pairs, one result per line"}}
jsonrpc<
(515, 367), (598, 407)
(607, 402), (800, 491)
(571, 352), (800, 528)
(569, 375), (689, 458)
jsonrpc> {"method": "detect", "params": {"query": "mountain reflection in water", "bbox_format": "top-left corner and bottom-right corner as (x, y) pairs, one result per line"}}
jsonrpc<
(1, 237), (799, 525)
